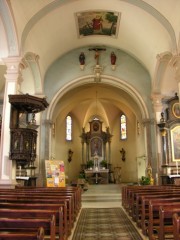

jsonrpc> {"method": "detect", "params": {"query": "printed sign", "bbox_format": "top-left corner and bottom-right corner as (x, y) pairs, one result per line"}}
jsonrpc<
(45, 160), (66, 187)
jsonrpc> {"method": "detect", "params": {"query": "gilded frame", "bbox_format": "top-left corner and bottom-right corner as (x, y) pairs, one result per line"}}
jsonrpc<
(171, 126), (180, 161)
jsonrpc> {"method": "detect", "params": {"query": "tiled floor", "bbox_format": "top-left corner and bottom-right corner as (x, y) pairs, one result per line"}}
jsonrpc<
(68, 184), (148, 240)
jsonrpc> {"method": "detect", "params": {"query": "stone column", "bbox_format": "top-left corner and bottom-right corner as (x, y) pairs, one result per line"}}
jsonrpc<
(0, 57), (22, 188)
(151, 93), (164, 170)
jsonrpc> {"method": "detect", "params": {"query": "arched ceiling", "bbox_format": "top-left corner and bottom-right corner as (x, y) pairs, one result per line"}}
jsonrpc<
(0, 0), (179, 120)
(1, 0), (179, 81)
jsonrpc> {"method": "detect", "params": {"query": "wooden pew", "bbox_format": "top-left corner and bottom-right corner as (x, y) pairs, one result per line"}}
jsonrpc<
(0, 202), (67, 240)
(125, 187), (178, 218)
(0, 208), (63, 240)
(0, 194), (72, 235)
(0, 227), (45, 240)
(0, 186), (81, 216)
(135, 192), (180, 226)
(0, 186), (81, 239)
(0, 215), (55, 240)
(0, 191), (74, 221)
(14, 186), (82, 215)
(122, 185), (180, 240)
(122, 185), (175, 210)
(145, 199), (180, 240)
(158, 206), (180, 240)
(141, 196), (180, 236)
(173, 213), (180, 240)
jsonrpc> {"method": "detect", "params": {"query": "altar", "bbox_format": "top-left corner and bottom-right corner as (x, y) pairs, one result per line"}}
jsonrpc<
(161, 174), (180, 185)
(85, 169), (109, 184)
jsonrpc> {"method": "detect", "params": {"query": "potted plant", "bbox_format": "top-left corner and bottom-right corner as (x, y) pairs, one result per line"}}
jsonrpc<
(139, 176), (150, 185)
(86, 160), (94, 169)
(100, 160), (107, 169)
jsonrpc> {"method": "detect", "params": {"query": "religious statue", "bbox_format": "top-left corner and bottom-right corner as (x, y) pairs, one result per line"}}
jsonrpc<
(79, 52), (85, 65)
(146, 163), (154, 185)
(89, 47), (106, 65)
(120, 148), (126, 161)
(111, 52), (117, 65)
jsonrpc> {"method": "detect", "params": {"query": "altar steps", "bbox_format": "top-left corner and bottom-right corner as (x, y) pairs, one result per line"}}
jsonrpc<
(82, 194), (122, 202)
(81, 184), (122, 207)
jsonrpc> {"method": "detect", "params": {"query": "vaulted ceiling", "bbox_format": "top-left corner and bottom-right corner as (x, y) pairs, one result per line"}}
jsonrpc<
(1, 1), (179, 76)
(0, 0), (179, 112)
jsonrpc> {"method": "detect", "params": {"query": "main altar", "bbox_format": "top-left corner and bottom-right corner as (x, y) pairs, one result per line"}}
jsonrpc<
(80, 118), (113, 184)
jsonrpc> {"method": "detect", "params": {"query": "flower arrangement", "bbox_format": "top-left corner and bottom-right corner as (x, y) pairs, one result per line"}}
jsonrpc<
(100, 160), (107, 168)
(139, 176), (150, 185)
(86, 160), (94, 169)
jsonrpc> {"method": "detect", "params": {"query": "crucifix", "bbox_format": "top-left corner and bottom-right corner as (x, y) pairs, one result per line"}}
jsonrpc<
(89, 47), (106, 65)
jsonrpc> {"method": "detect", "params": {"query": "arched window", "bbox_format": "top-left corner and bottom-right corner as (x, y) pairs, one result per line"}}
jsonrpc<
(66, 115), (72, 141)
(120, 114), (127, 140)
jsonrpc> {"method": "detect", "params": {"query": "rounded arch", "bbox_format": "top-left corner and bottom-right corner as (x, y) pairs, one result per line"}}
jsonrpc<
(46, 74), (150, 121)
(0, 1), (19, 57)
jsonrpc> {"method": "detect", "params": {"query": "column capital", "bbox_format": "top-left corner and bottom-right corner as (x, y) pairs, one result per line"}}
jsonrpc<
(3, 57), (22, 73)
(151, 93), (164, 112)
(169, 54), (180, 82)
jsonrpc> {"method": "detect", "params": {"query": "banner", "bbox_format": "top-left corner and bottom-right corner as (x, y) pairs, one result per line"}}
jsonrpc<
(45, 160), (66, 187)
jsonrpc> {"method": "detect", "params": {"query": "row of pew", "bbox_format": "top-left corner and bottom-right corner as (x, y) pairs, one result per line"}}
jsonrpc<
(0, 185), (82, 240)
(122, 184), (180, 240)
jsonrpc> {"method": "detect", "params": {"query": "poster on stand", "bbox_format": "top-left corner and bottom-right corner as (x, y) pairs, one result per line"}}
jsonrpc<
(45, 160), (66, 187)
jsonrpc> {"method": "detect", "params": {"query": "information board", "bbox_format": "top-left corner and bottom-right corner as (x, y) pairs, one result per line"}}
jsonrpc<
(45, 160), (66, 187)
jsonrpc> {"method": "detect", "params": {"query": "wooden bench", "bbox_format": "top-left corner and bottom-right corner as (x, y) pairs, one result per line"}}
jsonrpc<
(125, 187), (178, 218)
(0, 208), (63, 240)
(14, 186), (82, 215)
(173, 213), (180, 240)
(135, 192), (180, 226)
(141, 196), (180, 237)
(0, 194), (72, 235)
(0, 192), (74, 223)
(0, 216), (55, 240)
(0, 202), (67, 240)
(0, 186), (82, 239)
(0, 226), (45, 240)
(158, 205), (180, 240)
(122, 185), (176, 210)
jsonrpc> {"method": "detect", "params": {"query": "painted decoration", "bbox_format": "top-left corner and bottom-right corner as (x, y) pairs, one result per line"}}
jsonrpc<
(45, 160), (66, 187)
(76, 11), (120, 37)
(171, 126), (180, 161)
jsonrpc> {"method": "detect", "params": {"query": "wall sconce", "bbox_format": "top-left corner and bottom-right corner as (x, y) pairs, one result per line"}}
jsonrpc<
(120, 148), (126, 161)
(68, 149), (73, 163)
(79, 52), (85, 70)
(111, 52), (117, 70)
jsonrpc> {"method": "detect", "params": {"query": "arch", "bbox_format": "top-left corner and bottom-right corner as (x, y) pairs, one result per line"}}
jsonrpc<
(0, 0), (19, 56)
(46, 74), (149, 122)
(21, 0), (177, 54)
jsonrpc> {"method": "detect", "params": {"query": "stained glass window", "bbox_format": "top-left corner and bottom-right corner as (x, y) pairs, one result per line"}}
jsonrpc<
(120, 114), (127, 140)
(66, 115), (72, 141)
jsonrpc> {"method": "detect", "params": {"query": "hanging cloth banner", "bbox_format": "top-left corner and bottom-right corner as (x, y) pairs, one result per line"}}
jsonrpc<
(45, 160), (66, 187)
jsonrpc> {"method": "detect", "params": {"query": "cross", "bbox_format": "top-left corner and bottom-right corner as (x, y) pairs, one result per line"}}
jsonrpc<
(89, 47), (106, 65)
